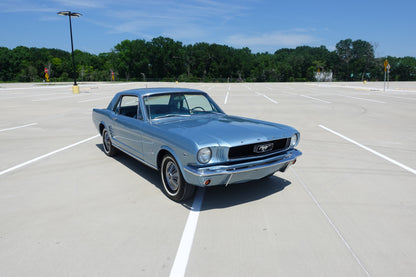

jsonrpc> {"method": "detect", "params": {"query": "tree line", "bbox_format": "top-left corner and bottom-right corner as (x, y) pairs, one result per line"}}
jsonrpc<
(1, 37), (415, 82)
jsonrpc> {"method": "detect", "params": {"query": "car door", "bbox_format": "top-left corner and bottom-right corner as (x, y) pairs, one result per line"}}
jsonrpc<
(111, 95), (144, 158)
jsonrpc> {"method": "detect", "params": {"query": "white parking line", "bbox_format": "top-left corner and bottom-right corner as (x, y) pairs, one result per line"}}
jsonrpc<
(291, 168), (372, 277)
(342, 95), (386, 104)
(206, 85), (216, 91)
(0, 135), (99, 176)
(0, 123), (38, 132)
(262, 94), (278, 104)
(0, 93), (62, 100)
(224, 86), (230, 104)
(379, 95), (416, 101)
(32, 95), (83, 101)
(300, 95), (331, 104)
(78, 96), (112, 103)
(266, 86), (298, 96)
(170, 188), (205, 277)
(253, 91), (278, 104)
(0, 85), (72, 91)
(319, 125), (416, 175)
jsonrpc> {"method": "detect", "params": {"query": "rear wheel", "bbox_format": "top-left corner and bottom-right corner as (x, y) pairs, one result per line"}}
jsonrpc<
(161, 155), (195, 202)
(102, 128), (117, 156)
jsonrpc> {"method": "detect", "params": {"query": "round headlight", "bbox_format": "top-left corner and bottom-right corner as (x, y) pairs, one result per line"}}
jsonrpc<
(290, 134), (299, 147)
(197, 147), (212, 164)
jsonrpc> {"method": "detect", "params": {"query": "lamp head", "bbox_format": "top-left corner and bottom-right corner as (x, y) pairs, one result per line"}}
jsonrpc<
(57, 11), (82, 17)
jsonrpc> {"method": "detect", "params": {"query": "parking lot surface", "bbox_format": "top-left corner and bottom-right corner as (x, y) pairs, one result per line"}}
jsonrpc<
(1, 81), (415, 276)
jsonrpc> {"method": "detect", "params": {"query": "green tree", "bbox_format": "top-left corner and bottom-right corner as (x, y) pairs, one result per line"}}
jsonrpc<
(0, 47), (12, 81)
(335, 39), (353, 80)
(335, 39), (377, 81)
(389, 56), (416, 81)
(113, 39), (150, 80)
(351, 40), (375, 80)
(0, 37), (414, 83)
(148, 37), (185, 80)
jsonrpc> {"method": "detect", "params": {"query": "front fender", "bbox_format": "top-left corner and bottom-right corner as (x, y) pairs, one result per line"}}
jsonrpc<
(158, 145), (196, 184)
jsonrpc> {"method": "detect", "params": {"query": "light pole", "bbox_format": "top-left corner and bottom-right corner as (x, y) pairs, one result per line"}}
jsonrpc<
(57, 11), (82, 94)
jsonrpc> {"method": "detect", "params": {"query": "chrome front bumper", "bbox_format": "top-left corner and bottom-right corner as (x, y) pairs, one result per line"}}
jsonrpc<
(183, 149), (302, 187)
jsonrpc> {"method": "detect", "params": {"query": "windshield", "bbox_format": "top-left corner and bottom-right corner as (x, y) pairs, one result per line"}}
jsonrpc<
(144, 93), (223, 120)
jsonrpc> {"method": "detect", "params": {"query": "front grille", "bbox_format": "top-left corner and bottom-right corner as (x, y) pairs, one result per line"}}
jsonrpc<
(228, 138), (289, 159)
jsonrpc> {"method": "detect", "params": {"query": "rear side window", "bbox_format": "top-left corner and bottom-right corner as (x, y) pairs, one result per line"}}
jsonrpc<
(114, 95), (143, 119)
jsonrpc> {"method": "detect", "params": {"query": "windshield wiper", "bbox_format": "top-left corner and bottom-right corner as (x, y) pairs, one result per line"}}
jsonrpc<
(192, 111), (223, 115)
(153, 114), (190, 120)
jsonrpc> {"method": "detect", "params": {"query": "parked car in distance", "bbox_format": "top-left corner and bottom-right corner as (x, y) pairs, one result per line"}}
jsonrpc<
(92, 87), (301, 202)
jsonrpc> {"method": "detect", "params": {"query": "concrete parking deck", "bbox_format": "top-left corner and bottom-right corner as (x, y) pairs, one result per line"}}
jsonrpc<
(1, 81), (415, 276)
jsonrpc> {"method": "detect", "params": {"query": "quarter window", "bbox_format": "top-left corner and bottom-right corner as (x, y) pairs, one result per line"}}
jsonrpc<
(114, 95), (142, 119)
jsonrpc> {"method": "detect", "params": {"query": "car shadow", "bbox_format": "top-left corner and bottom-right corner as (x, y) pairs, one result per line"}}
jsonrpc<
(96, 144), (161, 187)
(199, 177), (291, 211)
(96, 144), (291, 210)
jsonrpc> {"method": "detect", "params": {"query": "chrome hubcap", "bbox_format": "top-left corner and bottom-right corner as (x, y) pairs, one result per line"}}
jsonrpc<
(165, 161), (179, 191)
(104, 132), (111, 152)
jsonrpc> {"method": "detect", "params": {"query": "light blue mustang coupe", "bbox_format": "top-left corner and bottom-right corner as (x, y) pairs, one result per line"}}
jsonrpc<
(92, 88), (301, 202)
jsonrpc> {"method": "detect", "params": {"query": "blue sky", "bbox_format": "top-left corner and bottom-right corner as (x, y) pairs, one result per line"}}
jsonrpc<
(1, 0), (415, 57)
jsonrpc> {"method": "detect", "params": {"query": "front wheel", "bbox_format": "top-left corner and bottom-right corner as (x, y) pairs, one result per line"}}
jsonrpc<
(161, 155), (195, 202)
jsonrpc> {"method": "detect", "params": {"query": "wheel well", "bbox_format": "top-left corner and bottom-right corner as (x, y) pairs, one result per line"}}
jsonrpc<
(99, 123), (105, 136)
(157, 149), (171, 171)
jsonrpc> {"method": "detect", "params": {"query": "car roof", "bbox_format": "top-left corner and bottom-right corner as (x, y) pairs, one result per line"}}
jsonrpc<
(117, 87), (205, 97)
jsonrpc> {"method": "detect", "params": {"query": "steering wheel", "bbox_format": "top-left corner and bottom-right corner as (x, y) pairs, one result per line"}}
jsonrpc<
(190, 106), (205, 113)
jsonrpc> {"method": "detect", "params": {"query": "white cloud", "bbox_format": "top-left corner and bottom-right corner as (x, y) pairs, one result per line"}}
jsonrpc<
(49, 0), (110, 8)
(227, 30), (319, 50)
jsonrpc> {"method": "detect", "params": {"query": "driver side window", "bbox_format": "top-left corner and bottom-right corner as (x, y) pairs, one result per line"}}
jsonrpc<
(185, 94), (214, 111)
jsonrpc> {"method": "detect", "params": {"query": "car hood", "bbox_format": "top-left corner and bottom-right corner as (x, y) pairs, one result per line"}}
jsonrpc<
(155, 114), (297, 147)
